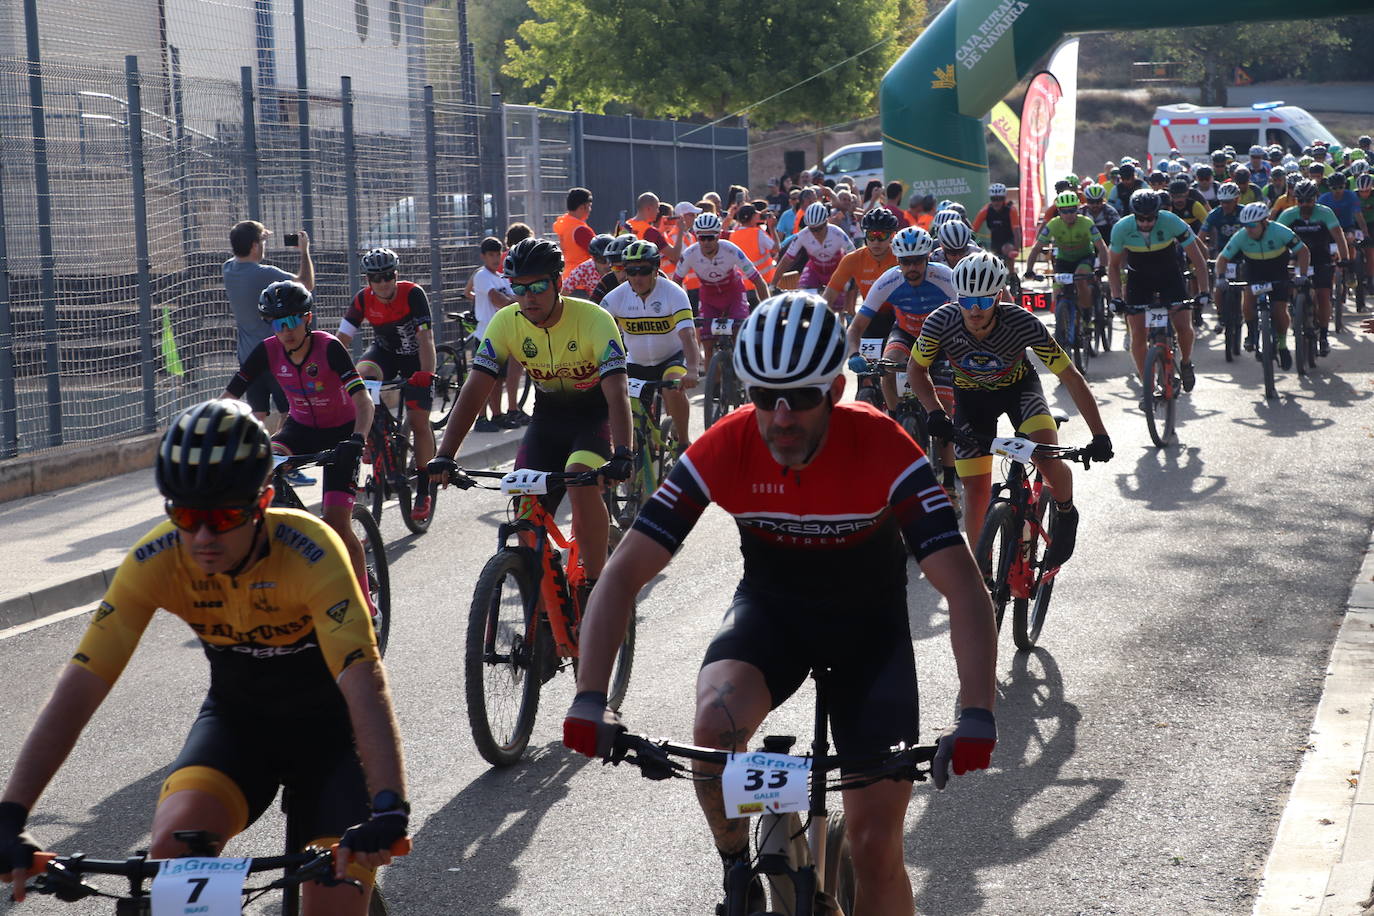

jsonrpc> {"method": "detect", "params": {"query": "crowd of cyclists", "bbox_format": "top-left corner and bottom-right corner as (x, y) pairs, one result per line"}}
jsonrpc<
(1, 131), (1371, 915)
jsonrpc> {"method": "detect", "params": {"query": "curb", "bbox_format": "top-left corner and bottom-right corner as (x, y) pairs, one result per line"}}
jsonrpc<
(0, 430), (523, 632)
(1254, 531), (1374, 915)
(0, 434), (161, 505)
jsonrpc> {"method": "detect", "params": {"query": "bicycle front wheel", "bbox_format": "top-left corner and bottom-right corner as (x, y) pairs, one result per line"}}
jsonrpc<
(1095, 291), (1113, 352)
(430, 344), (463, 430)
(1013, 493), (1054, 650)
(466, 550), (543, 767)
(1291, 293), (1311, 377)
(703, 352), (728, 429)
(1143, 346), (1175, 448)
(819, 813), (857, 915)
(1260, 310), (1277, 399)
(351, 505), (391, 656)
(974, 501), (1017, 631)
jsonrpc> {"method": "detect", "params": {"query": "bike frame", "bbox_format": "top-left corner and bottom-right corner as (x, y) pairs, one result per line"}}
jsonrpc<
(990, 460), (1058, 599)
(501, 499), (584, 658)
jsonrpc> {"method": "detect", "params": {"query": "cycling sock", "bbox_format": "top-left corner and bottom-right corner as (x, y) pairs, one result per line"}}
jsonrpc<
(1277, 332), (1288, 348)
(718, 844), (750, 872)
(414, 469), (430, 499)
(1055, 499), (1074, 514)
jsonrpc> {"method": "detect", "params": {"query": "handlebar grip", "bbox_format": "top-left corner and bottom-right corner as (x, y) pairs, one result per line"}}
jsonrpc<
(328, 838), (412, 858)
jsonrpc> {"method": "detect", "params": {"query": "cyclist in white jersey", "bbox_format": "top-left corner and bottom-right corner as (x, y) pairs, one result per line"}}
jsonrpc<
(602, 240), (701, 448)
(774, 202), (855, 293)
(673, 212), (768, 365)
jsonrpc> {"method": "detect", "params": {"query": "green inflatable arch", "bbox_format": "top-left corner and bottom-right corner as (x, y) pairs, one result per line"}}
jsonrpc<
(881, 0), (1367, 212)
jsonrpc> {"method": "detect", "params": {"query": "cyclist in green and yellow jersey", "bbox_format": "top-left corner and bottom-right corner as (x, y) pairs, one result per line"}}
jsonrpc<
(1024, 191), (1111, 330)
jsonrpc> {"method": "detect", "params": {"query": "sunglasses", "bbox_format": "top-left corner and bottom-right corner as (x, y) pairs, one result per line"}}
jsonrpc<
(1059, 208), (1079, 216)
(623, 264), (656, 277)
(367, 270), (397, 282)
(1135, 215), (1157, 223)
(865, 231), (894, 242)
(270, 313), (307, 333)
(898, 256), (928, 267)
(165, 500), (258, 534)
(747, 386), (827, 412)
(1242, 220), (1264, 228)
(510, 278), (553, 296)
(697, 234), (718, 241)
(958, 295), (998, 311)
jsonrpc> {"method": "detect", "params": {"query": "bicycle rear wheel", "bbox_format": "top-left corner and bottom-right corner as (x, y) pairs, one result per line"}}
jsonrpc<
(974, 501), (1017, 632)
(430, 344), (464, 430)
(466, 550), (543, 767)
(400, 477), (435, 535)
(1143, 346), (1175, 448)
(351, 505), (391, 656)
(1013, 493), (1054, 650)
(855, 384), (883, 408)
(1095, 294), (1113, 352)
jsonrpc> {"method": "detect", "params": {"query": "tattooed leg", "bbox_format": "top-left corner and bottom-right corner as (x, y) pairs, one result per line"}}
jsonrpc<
(693, 660), (773, 855)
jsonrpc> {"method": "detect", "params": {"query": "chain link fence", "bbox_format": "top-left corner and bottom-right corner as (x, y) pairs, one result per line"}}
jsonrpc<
(0, 0), (747, 461)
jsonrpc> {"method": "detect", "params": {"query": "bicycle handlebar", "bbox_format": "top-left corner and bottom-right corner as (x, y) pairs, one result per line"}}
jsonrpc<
(453, 466), (604, 492)
(948, 430), (1094, 467)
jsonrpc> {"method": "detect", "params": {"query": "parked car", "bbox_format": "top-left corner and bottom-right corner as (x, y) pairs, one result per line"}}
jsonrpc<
(364, 192), (496, 248)
(815, 142), (883, 186)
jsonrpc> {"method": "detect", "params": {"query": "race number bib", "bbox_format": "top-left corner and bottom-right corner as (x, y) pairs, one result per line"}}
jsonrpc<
(990, 436), (1038, 464)
(710, 318), (735, 336)
(1146, 308), (1169, 329)
(896, 371), (913, 397)
(363, 379), (383, 405)
(626, 377), (647, 398)
(1330, 243), (1340, 256)
(1053, 273), (1076, 285)
(500, 469), (550, 495)
(1249, 282), (1273, 294)
(858, 338), (884, 359)
(1225, 263), (1237, 280)
(151, 858), (250, 916)
(721, 751), (811, 817)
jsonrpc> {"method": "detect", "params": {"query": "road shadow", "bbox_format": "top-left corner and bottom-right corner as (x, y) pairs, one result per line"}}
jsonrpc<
(1230, 390), (1336, 437)
(391, 742), (586, 915)
(50, 516), (162, 564)
(905, 649), (1122, 914)
(1114, 446), (1225, 510)
(22, 768), (168, 862)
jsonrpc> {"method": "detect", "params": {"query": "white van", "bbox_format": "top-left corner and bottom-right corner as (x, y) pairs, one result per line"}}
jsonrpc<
(1147, 102), (1340, 167)
(817, 142), (883, 186)
(363, 193), (495, 249)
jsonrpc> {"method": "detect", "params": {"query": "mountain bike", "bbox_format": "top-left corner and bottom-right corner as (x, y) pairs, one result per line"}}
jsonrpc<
(458, 467), (635, 767)
(855, 354), (959, 514)
(18, 829), (409, 915)
(608, 667), (937, 916)
(432, 308), (533, 430)
(1354, 233), (1369, 314)
(269, 450), (391, 656)
(1090, 268), (1113, 353)
(1288, 276), (1319, 377)
(852, 338), (885, 409)
(1050, 272), (1092, 373)
(701, 317), (744, 429)
(1124, 298), (1191, 448)
(361, 379), (436, 535)
(1235, 278), (1285, 401)
(607, 376), (681, 529)
(961, 424), (1094, 651)
(1217, 263), (1244, 362)
(1331, 244), (1348, 335)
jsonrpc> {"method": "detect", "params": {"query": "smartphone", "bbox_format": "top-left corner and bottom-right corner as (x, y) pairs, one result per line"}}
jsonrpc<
(284, 233), (299, 247)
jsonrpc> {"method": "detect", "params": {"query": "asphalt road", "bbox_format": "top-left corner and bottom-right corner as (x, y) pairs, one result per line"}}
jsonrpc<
(2, 313), (1373, 915)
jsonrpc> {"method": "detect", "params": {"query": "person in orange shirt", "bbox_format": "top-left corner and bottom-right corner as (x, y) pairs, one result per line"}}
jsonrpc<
(905, 192), (936, 230)
(824, 207), (899, 317)
(664, 201), (702, 307)
(553, 187), (595, 271)
(727, 205), (778, 300)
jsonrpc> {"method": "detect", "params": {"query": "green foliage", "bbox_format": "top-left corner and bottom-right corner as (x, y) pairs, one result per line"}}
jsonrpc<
(501, 0), (926, 126)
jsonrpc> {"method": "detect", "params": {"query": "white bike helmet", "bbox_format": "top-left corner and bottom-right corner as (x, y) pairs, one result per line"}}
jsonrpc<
(988, 183), (1008, 197)
(734, 292), (845, 390)
(693, 212), (722, 235)
(951, 250), (1008, 297)
(804, 202), (830, 227)
(1357, 173), (1374, 191)
(890, 226), (936, 258)
(936, 219), (974, 251)
(931, 208), (964, 231)
(1215, 181), (1240, 201)
(1239, 202), (1270, 223)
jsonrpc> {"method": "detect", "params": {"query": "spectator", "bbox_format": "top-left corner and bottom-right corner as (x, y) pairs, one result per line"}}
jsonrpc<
(728, 204), (778, 293)
(553, 187), (596, 272)
(505, 222), (533, 248)
(626, 192), (665, 242)
(778, 186), (817, 238)
(906, 192), (936, 230)
(884, 181), (911, 226)
(861, 179), (884, 208)
(470, 236), (524, 430)
(766, 178), (786, 213)
(832, 190), (860, 239)
(223, 220), (312, 429)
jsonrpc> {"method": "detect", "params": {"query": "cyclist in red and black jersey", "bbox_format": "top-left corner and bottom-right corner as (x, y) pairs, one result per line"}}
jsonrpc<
(337, 248), (438, 522)
(564, 294), (998, 915)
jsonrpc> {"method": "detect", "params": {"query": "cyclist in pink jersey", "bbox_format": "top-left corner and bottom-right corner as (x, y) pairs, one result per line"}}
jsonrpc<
(224, 281), (376, 608)
(774, 202), (855, 292)
(673, 212), (769, 363)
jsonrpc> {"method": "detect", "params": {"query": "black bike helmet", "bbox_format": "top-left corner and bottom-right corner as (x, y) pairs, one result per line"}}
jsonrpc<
(1293, 179), (1320, 203)
(1195, 165), (1214, 180)
(1130, 188), (1161, 216)
(156, 399), (272, 509)
(257, 280), (312, 321)
(1167, 178), (1191, 196)
(603, 234), (637, 266)
(1327, 172), (1348, 190)
(860, 207), (900, 233)
(503, 237), (564, 279)
(361, 247), (399, 274)
(587, 233), (616, 259)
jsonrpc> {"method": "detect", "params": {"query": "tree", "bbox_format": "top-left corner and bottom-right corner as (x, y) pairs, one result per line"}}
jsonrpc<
(1128, 22), (1348, 105)
(423, 0), (542, 105)
(501, 0), (925, 127)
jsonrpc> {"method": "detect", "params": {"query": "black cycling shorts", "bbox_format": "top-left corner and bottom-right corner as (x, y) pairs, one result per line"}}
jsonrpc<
(244, 372), (288, 415)
(1053, 255), (1096, 275)
(627, 352), (686, 383)
(864, 307), (896, 341)
(701, 584), (919, 773)
(358, 344), (432, 411)
(1311, 261), (1335, 290)
(1240, 257), (1292, 300)
(951, 372), (1056, 477)
(274, 419), (356, 496)
(1125, 267), (1188, 308)
(163, 697), (369, 844)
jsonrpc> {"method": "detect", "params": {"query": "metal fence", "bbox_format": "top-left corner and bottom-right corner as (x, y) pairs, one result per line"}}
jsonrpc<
(0, 4), (747, 462)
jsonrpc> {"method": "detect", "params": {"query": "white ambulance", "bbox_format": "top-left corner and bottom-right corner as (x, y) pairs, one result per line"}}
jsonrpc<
(1147, 102), (1341, 167)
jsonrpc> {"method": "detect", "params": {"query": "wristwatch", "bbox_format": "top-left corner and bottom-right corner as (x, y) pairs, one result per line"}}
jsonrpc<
(371, 790), (410, 816)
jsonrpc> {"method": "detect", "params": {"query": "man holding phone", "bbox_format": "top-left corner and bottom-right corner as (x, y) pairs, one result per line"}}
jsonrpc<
(223, 220), (314, 432)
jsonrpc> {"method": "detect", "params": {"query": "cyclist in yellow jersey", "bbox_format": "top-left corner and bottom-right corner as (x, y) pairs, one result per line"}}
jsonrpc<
(0, 401), (408, 914)
(429, 238), (633, 585)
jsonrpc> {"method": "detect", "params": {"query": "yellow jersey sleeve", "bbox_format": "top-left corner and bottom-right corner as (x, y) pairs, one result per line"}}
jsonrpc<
(290, 516), (380, 679)
(1032, 338), (1072, 375)
(70, 522), (176, 685)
